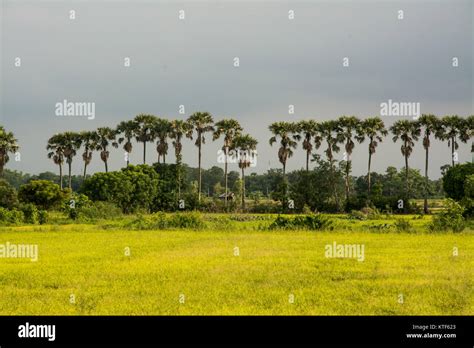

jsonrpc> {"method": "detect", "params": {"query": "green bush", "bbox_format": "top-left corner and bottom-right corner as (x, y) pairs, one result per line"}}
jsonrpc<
(18, 180), (65, 210)
(442, 163), (474, 201)
(20, 203), (39, 224)
(0, 179), (19, 209)
(126, 211), (205, 230)
(269, 214), (332, 230)
(38, 210), (48, 225)
(430, 199), (466, 232)
(0, 207), (24, 225)
(394, 218), (412, 232)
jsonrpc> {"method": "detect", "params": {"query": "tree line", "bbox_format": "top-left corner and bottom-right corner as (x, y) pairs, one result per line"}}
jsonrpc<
(0, 114), (472, 213)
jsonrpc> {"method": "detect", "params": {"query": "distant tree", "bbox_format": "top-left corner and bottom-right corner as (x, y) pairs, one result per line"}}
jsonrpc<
(269, 122), (299, 177)
(169, 119), (192, 198)
(153, 118), (172, 163)
(0, 126), (19, 177)
(18, 180), (64, 210)
(96, 127), (118, 173)
(47, 134), (65, 189)
(61, 132), (82, 189)
(436, 115), (468, 167)
(297, 120), (318, 171)
(0, 179), (19, 209)
(133, 114), (157, 164)
(117, 120), (139, 166)
(80, 131), (99, 179)
(186, 112), (215, 202)
(213, 118), (242, 207)
(233, 134), (258, 209)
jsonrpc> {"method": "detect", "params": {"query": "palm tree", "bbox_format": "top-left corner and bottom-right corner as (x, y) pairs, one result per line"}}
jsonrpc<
(0, 126), (19, 177)
(133, 114), (157, 164)
(169, 119), (192, 198)
(268, 122), (299, 177)
(61, 132), (82, 189)
(153, 118), (172, 164)
(417, 114), (440, 214)
(96, 127), (118, 173)
(186, 112), (214, 202)
(436, 115), (467, 167)
(297, 120), (318, 171)
(390, 120), (421, 211)
(338, 116), (360, 206)
(316, 120), (344, 209)
(233, 134), (258, 209)
(117, 120), (139, 166)
(80, 131), (99, 180)
(213, 119), (243, 206)
(468, 115), (474, 160)
(47, 134), (65, 189)
(356, 117), (388, 199)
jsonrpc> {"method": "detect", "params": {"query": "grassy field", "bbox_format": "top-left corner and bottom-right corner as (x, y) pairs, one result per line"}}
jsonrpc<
(0, 214), (472, 315)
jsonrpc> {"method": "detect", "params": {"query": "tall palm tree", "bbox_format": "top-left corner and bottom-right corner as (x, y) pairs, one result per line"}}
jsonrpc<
(417, 114), (440, 214)
(133, 114), (157, 164)
(468, 115), (474, 160)
(47, 134), (65, 189)
(356, 117), (388, 198)
(338, 116), (360, 205)
(316, 120), (344, 209)
(268, 122), (299, 177)
(390, 120), (421, 211)
(436, 115), (467, 167)
(170, 119), (192, 198)
(186, 112), (214, 202)
(117, 120), (139, 166)
(61, 132), (82, 189)
(96, 127), (118, 173)
(213, 118), (243, 206)
(233, 134), (258, 209)
(80, 131), (99, 180)
(153, 118), (172, 164)
(0, 126), (19, 177)
(297, 120), (318, 171)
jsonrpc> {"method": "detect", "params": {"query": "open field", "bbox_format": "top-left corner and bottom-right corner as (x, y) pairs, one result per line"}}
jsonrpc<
(0, 215), (472, 315)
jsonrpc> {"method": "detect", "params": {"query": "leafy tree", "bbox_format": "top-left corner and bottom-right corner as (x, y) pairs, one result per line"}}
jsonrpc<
(0, 179), (19, 209)
(18, 180), (65, 210)
(61, 132), (82, 189)
(442, 162), (474, 200)
(213, 118), (242, 207)
(269, 121), (298, 177)
(186, 112), (214, 202)
(0, 126), (19, 177)
(436, 115), (468, 166)
(169, 120), (192, 198)
(153, 118), (172, 163)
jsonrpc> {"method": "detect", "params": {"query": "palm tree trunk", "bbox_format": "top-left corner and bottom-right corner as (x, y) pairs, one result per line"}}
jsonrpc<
(405, 152), (409, 213)
(68, 162), (72, 189)
(224, 148), (228, 207)
(198, 142), (202, 202)
(105, 160), (108, 173)
(451, 136), (455, 166)
(241, 167), (245, 209)
(0, 165), (4, 177)
(345, 158), (350, 209)
(306, 150), (310, 171)
(83, 161), (88, 180)
(367, 150), (372, 199)
(59, 164), (63, 190)
(143, 141), (146, 164)
(424, 145), (429, 214)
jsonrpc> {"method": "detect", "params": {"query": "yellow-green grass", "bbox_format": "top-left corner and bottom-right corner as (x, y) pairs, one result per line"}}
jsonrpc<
(0, 224), (472, 315)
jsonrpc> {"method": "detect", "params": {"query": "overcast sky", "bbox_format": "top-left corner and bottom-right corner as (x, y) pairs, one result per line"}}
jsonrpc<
(1, 0), (472, 179)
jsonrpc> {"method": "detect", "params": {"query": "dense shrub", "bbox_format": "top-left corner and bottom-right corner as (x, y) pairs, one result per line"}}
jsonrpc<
(126, 211), (204, 230)
(38, 210), (48, 225)
(20, 203), (39, 224)
(269, 214), (332, 230)
(18, 180), (65, 210)
(0, 207), (24, 225)
(0, 179), (19, 209)
(442, 163), (474, 201)
(81, 165), (159, 213)
(394, 218), (412, 232)
(430, 199), (465, 232)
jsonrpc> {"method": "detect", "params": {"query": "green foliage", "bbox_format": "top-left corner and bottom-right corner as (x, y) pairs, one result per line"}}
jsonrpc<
(0, 179), (19, 209)
(81, 165), (159, 213)
(394, 218), (412, 232)
(126, 211), (204, 230)
(18, 180), (65, 210)
(0, 207), (24, 225)
(430, 199), (466, 232)
(38, 210), (48, 225)
(269, 214), (332, 230)
(20, 203), (39, 224)
(442, 163), (474, 201)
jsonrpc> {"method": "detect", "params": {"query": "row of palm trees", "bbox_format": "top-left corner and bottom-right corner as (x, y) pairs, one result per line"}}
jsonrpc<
(269, 115), (472, 213)
(44, 113), (258, 207)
